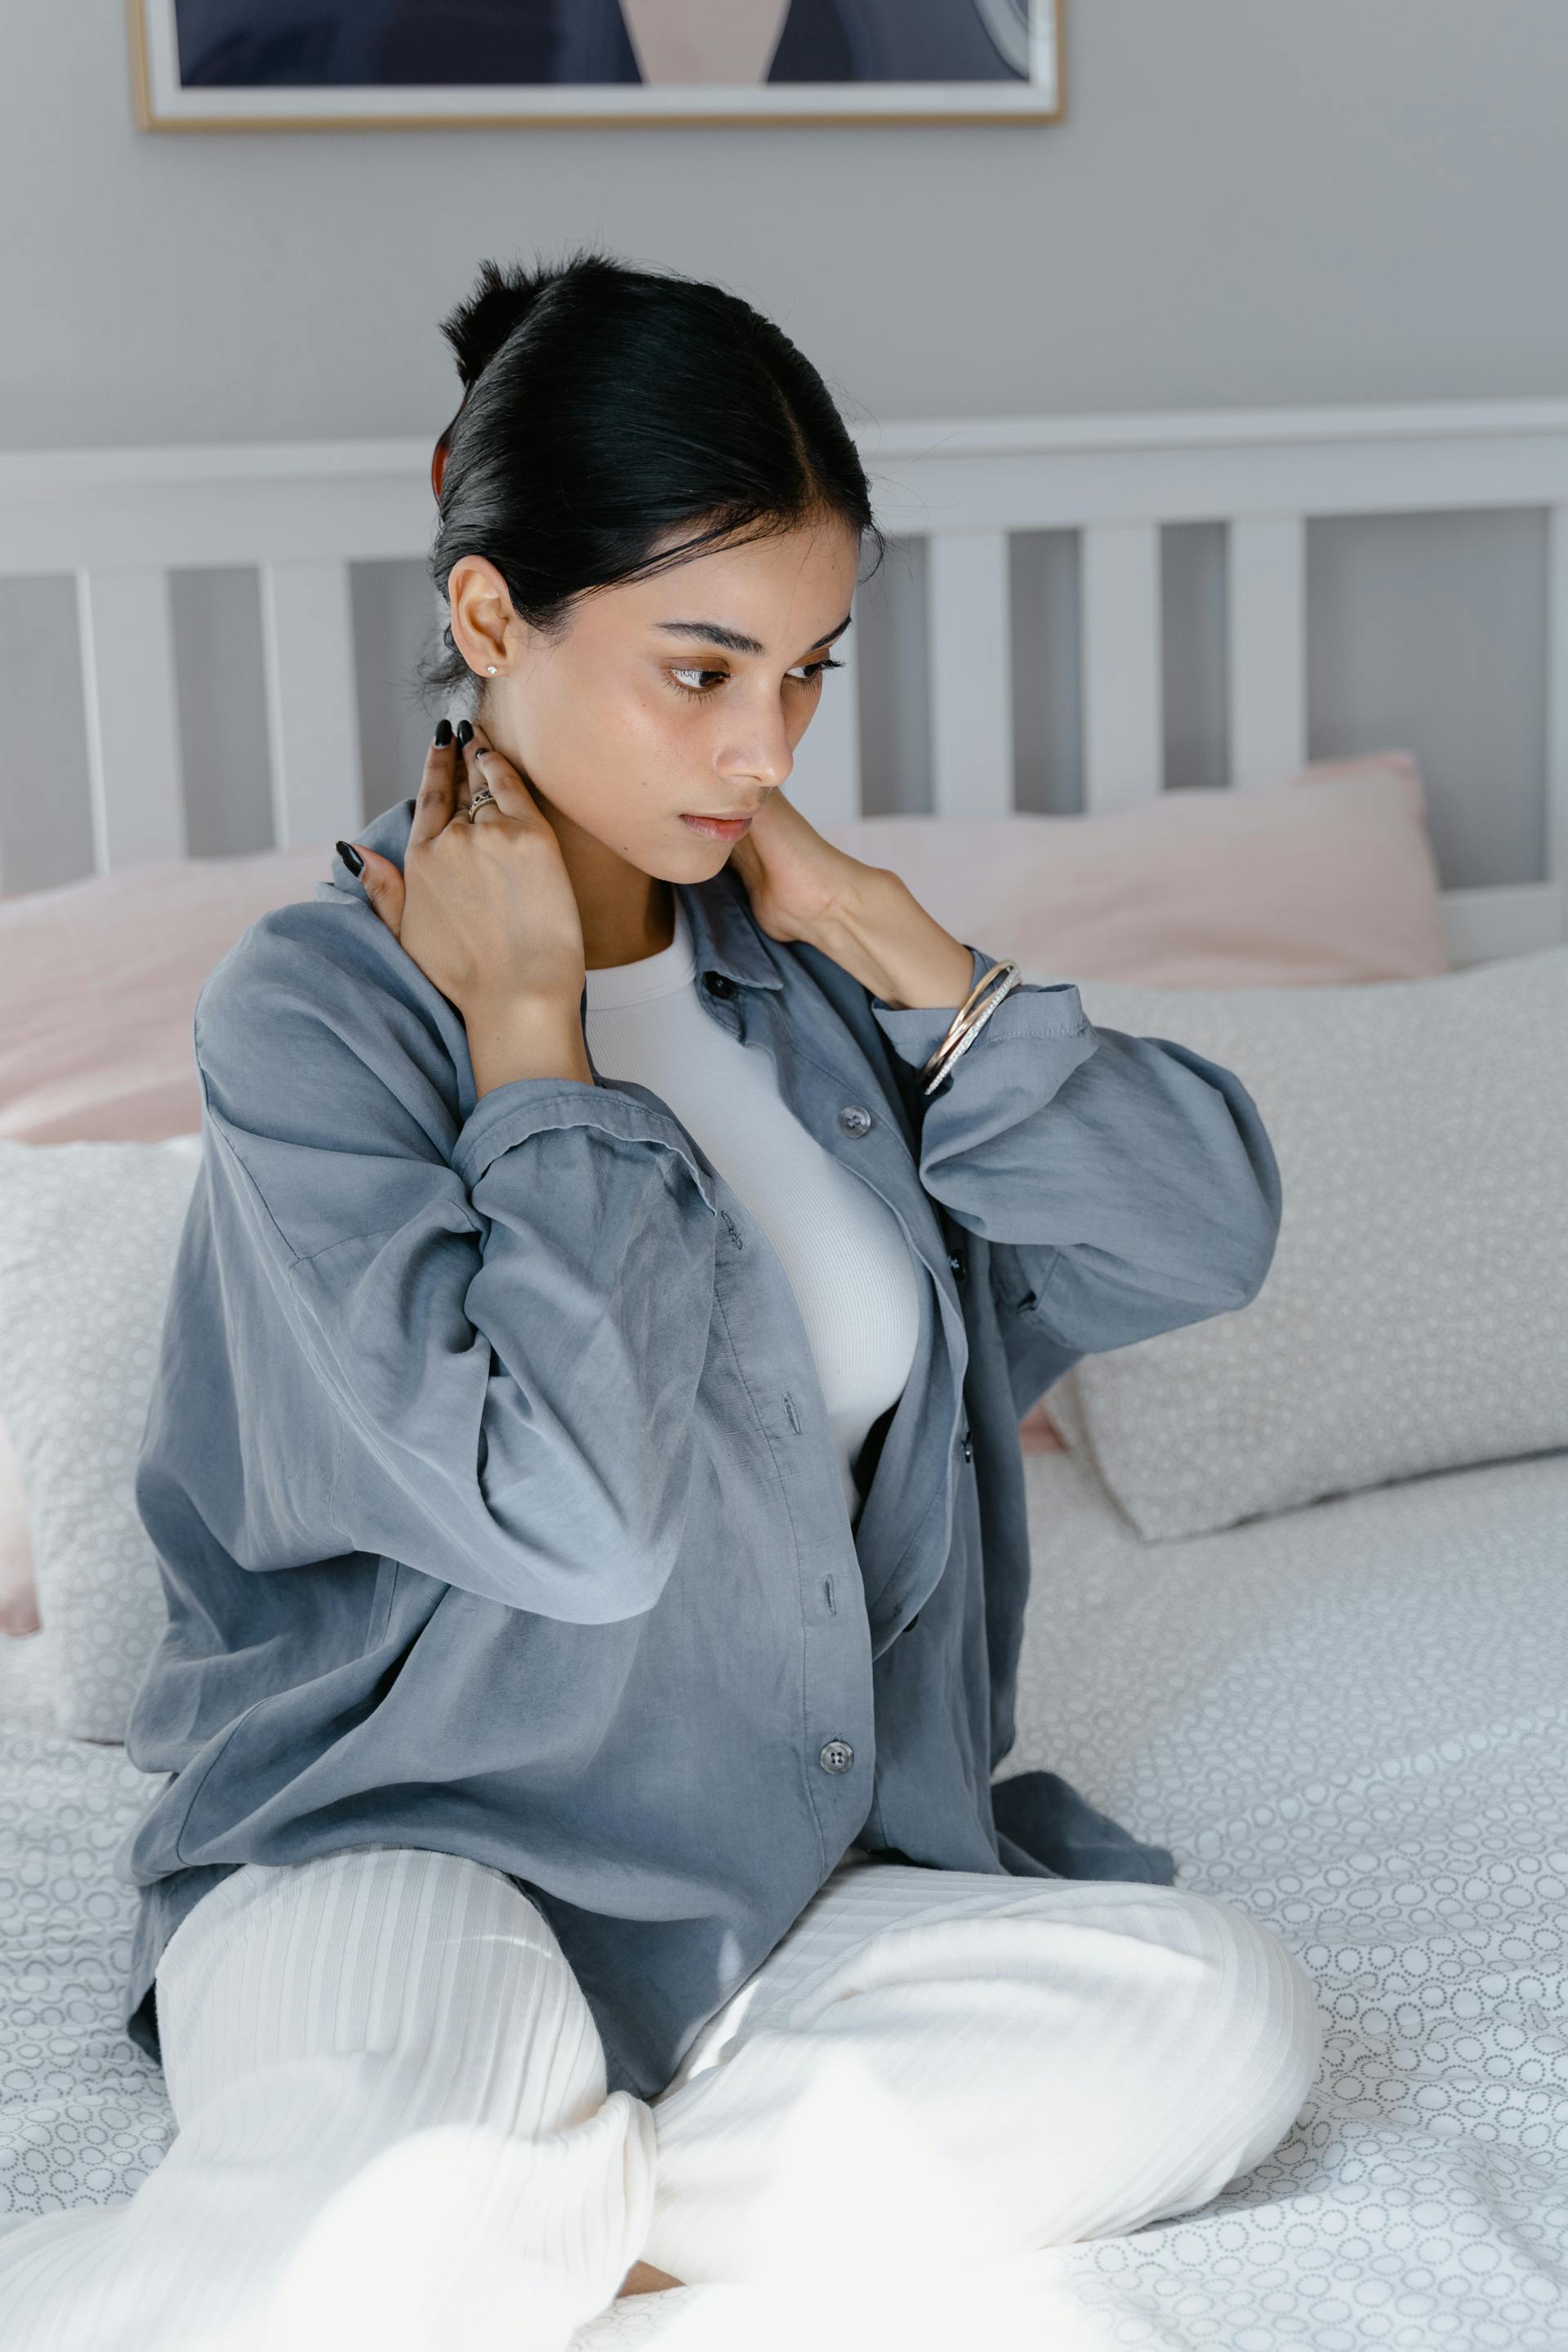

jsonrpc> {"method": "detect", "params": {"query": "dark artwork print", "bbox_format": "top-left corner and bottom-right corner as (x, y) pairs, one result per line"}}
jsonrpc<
(173, 1), (1031, 90)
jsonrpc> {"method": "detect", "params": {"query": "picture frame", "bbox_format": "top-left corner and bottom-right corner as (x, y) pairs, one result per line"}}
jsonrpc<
(127, 0), (1064, 131)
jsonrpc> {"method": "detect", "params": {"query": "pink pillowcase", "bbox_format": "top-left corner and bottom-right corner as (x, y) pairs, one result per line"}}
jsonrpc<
(825, 752), (1448, 991)
(0, 841), (331, 1147)
(0, 751), (1450, 1616)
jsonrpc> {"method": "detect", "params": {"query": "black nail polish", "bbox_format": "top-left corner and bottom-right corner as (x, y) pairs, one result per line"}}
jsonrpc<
(455, 719), (474, 747)
(336, 840), (364, 876)
(434, 717), (452, 747)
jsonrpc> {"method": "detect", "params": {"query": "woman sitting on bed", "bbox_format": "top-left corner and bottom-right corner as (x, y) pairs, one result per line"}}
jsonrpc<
(0, 247), (1324, 2348)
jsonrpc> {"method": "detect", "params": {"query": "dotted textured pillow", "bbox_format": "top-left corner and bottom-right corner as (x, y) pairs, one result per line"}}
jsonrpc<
(1044, 945), (1568, 1539)
(0, 1136), (203, 1740)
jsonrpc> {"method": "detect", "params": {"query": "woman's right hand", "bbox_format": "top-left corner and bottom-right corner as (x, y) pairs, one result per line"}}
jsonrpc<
(345, 721), (586, 1023)
(345, 723), (593, 1096)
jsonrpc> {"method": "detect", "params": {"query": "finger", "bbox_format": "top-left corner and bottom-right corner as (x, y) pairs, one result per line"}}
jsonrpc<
(452, 743), (473, 819)
(465, 724), (537, 820)
(409, 724), (461, 848)
(351, 846), (407, 939)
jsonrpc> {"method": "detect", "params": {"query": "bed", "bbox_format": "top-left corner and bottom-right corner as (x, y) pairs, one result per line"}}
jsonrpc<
(2, 396), (1566, 2349)
(4, 1443), (1566, 2347)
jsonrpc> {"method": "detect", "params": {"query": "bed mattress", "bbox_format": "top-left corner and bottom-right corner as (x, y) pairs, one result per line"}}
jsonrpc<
(2, 1443), (1566, 2348)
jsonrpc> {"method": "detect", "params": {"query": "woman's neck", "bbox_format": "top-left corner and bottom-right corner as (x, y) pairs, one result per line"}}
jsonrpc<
(552, 817), (675, 973)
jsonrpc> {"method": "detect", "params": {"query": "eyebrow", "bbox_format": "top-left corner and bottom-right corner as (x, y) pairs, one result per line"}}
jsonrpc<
(651, 612), (854, 657)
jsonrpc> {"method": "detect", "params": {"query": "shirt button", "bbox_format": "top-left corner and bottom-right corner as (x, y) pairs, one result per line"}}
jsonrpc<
(838, 1104), (873, 1137)
(703, 971), (735, 997)
(818, 1739), (855, 1774)
(960, 1427), (973, 1463)
(947, 1250), (967, 1281)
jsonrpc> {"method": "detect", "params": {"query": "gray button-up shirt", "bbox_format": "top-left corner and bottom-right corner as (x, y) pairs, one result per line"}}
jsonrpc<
(116, 797), (1282, 2099)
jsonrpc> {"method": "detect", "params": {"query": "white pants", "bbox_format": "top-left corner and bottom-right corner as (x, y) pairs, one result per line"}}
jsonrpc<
(0, 1842), (1325, 2352)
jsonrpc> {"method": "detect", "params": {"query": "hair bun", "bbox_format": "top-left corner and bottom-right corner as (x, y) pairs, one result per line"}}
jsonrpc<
(439, 256), (550, 395)
(431, 260), (546, 501)
(431, 250), (618, 502)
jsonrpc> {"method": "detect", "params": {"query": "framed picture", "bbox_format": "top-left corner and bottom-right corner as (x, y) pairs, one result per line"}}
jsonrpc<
(127, 0), (1064, 130)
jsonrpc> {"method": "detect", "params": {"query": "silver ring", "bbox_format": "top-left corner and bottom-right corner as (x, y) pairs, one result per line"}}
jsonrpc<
(466, 785), (498, 823)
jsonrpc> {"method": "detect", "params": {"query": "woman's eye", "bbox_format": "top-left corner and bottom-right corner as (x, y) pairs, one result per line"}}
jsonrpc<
(666, 657), (844, 701)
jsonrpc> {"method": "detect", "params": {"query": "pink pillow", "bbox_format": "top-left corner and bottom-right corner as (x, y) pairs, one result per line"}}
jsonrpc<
(0, 842), (333, 1147)
(823, 752), (1448, 990)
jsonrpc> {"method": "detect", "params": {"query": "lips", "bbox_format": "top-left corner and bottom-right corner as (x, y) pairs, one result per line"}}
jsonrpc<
(679, 813), (755, 840)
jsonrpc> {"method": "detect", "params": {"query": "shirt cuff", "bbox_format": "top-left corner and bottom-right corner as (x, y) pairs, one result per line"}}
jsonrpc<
(452, 1076), (718, 1210)
(870, 943), (1089, 1072)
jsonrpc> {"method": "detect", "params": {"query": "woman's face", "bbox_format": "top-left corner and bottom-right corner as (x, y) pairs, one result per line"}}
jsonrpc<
(446, 511), (861, 880)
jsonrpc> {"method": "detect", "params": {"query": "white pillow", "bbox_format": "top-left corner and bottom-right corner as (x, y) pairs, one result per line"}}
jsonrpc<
(0, 1135), (202, 1739)
(1044, 946), (1568, 1539)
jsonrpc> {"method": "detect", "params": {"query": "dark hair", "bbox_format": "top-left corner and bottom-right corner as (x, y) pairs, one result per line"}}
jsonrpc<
(417, 244), (884, 710)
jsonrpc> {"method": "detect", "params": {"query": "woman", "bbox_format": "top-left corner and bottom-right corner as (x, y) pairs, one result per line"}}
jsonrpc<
(0, 249), (1322, 2350)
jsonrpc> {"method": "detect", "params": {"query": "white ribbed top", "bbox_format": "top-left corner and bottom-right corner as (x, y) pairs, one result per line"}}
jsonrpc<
(583, 894), (921, 1530)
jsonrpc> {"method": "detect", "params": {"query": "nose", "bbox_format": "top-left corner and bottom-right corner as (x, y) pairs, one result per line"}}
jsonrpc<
(717, 702), (795, 793)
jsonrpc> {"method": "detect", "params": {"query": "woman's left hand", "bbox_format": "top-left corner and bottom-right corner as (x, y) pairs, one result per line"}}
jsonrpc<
(725, 790), (875, 948)
(728, 790), (975, 1010)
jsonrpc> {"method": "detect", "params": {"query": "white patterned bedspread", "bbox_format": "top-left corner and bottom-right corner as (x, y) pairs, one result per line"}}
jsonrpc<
(2, 1446), (1566, 2349)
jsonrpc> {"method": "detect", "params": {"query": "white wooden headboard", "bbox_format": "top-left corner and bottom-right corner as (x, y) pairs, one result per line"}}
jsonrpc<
(2, 397), (1565, 965)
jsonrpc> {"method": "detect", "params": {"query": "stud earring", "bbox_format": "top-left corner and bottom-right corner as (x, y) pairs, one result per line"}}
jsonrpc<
(486, 666), (497, 675)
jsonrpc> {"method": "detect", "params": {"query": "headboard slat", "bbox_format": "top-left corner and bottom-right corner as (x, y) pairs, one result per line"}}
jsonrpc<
(1081, 522), (1161, 813)
(74, 565), (185, 872)
(928, 530), (1011, 816)
(259, 559), (363, 849)
(1229, 514), (1307, 791)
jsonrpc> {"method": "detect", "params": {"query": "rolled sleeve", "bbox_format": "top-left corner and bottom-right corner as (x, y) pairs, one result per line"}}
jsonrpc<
(453, 1075), (718, 1209)
(872, 942), (1283, 1356)
(871, 944), (1090, 1076)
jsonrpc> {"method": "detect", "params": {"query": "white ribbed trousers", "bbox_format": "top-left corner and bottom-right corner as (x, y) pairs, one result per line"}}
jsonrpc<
(0, 1842), (1325, 2352)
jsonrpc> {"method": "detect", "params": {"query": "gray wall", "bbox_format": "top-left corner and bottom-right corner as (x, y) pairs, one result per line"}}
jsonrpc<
(7, 3), (1567, 445)
(2, 2), (1565, 889)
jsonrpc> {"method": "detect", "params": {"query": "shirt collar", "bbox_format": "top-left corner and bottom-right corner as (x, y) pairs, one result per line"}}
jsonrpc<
(674, 866), (786, 993)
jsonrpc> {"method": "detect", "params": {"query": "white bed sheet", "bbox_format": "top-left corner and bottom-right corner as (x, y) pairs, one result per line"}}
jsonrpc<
(2, 1446), (1566, 2349)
